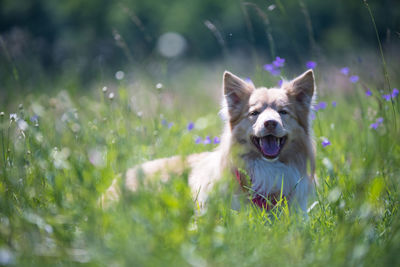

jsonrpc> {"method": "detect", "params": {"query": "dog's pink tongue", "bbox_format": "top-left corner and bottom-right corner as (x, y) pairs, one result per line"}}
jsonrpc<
(260, 136), (280, 157)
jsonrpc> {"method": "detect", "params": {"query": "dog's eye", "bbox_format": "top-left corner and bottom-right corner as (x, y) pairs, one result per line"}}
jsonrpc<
(278, 110), (288, 115)
(249, 110), (260, 116)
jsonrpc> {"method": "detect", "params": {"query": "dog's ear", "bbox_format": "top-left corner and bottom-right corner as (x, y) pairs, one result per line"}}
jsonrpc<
(223, 71), (254, 122)
(285, 69), (315, 107)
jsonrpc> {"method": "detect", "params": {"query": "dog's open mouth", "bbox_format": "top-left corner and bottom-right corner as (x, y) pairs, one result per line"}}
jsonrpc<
(251, 135), (287, 159)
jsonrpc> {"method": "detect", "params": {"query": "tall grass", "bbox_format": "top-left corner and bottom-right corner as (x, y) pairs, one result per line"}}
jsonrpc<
(0, 59), (399, 266)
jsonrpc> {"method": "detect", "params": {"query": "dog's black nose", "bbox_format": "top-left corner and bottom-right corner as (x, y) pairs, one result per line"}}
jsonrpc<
(264, 120), (277, 130)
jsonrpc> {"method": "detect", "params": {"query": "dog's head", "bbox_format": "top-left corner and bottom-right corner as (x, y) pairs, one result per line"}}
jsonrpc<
(222, 70), (315, 162)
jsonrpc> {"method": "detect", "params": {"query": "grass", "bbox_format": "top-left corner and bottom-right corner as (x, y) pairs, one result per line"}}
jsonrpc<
(1, 58), (400, 266)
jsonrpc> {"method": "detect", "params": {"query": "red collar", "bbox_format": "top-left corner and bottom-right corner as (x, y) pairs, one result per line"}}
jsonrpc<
(234, 169), (242, 185)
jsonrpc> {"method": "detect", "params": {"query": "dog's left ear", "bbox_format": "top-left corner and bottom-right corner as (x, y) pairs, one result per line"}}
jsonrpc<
(285, 69), (315, 107)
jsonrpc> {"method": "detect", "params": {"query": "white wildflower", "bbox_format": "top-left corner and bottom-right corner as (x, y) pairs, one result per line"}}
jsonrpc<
(115, 71), (125, 80)
(9, 113), (18, 122)
(0, 247), (15, 265)
(17, 119), (29, 131)
(88, 148), (106, 167)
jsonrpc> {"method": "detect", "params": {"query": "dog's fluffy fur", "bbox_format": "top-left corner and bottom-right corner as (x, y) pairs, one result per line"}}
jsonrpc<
(103, 70), (316, 212)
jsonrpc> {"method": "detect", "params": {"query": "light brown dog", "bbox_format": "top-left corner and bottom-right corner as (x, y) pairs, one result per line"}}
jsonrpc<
(103, 70), (316, 212)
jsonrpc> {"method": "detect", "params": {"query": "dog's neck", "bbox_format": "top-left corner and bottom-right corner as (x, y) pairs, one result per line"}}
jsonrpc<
(218, 130), (309, 199)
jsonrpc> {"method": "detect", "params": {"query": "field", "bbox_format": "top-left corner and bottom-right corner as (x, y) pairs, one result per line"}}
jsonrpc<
(1, 1), (400, 266)
(1, 56), (399, 266)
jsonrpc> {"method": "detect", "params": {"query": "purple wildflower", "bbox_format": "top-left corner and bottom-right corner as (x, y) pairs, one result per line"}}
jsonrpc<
(263, 64), (280, 76)
(187, 122), (194, 131)
(273, 57), (285, 68)
(365, 89), (372, 97)
(332, 101), (337, 107)
(278, 79), (283, 87)
(349, 75), (359, 83)
(370, 117), (384, 130)
(322, 138), (331, 148)
(370, 122), (379, 130)
(213, 137), (220, 144)
(264, 56), (285, 76)
(392, 88), (399, 98)
(195, 137), (202, 144)
(341, 67), (349, 76)
(263, 64), (274, 72)
(310, 113), (316, 120)
(314, 102), (327, 111)
(318, 102), (327, 110)
(30, 115), (38, 122)
(30, 115), (38, 123)
(161, 119), (173, 128)
(306, 61), (317, 69)
(203, 136), (211, 144)
(30, 115), (39, 126)
(382, 94), (391, 101)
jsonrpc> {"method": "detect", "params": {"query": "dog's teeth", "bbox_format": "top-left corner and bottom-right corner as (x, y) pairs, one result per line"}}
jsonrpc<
(276, 138), (280, 146)
(259, 138), (263, 147)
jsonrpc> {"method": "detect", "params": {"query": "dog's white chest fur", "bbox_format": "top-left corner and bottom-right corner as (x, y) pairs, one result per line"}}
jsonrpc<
(245, 159), (310, 211)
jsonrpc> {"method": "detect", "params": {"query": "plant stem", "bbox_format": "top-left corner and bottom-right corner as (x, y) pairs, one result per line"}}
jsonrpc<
(363, 0), (397, 128)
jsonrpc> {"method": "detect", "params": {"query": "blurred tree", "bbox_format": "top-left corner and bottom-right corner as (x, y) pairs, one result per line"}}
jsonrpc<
(0, 0), (399, 85)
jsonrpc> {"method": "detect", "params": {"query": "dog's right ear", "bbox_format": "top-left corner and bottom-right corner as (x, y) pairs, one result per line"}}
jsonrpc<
(285, 69), (315, 107)
(223, 71), (254, 122)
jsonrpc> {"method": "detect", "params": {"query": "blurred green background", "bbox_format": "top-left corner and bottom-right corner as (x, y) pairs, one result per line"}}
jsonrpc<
(1, 0), (399, 102)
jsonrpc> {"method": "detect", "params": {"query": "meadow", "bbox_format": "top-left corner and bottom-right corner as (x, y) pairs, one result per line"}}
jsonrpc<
(1, 1), (400, 266)
(1, 53), (399, 266)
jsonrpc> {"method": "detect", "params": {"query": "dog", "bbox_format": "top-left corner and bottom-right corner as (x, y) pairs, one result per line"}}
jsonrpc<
(103, 69), (316, 212)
